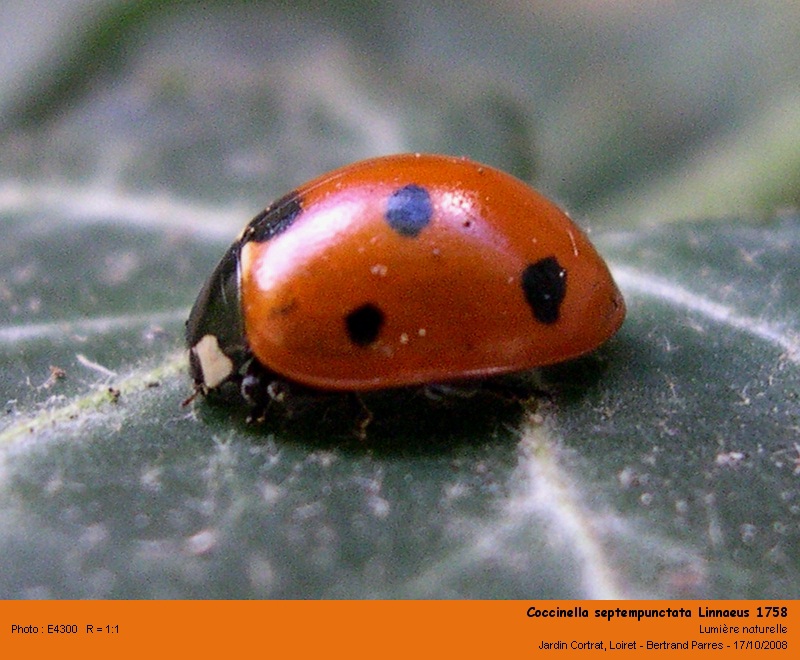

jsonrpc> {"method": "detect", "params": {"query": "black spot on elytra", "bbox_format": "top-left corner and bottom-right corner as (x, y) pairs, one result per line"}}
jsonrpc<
(385, 184), (433, 237)
(345, 303), (385, 346)
(247, 191), (303, 242)
(521, 256), (567, 324)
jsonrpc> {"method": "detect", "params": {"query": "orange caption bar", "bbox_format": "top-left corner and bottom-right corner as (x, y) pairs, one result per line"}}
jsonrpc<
(1, 600), (796, 658)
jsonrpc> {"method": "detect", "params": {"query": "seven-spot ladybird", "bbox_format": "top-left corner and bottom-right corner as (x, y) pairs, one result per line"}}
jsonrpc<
(186, 153), (625, 410)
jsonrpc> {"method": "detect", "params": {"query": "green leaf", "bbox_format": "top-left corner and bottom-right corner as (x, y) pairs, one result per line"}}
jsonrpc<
(2, 1), (799, 599)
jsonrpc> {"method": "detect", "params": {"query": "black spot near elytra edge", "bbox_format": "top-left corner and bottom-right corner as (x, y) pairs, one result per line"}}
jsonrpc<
(345, 303), (385, 346)
(521, 256), (567, 324)
(247, 191), (303, 242)
(385, 184), (433, 237)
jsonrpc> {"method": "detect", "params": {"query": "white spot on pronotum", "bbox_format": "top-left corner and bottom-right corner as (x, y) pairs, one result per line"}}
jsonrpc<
(193, 334), (234, 389)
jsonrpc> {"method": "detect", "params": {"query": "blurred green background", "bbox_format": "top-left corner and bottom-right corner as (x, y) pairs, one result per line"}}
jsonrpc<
(1, 1), (799, 599)
(4, 0), (800, 221)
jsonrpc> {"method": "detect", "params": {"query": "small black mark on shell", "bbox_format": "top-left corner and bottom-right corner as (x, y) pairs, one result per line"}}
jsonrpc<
(345, 303), (385, 346)
(521, 256), (567, 324)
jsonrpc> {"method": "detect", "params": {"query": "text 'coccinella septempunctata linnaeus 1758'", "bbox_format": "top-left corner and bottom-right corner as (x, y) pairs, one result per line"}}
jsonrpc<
(185, 153), (625, 416)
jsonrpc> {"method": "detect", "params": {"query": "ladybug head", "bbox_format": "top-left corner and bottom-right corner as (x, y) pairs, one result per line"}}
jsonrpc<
(185, 242), (250, 393)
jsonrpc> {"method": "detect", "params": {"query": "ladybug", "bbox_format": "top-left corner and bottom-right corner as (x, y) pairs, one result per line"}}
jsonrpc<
(186, 153), (625, 411)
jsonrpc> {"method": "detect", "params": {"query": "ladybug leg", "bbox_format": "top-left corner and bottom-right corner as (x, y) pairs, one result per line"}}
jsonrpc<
(180, 385), (202, 408)
(349, 393), (373, 440)
(423, 377), (551, 410)
(241, 358), (327, 423)
(240, 358), (291, 423)
(240, 358), (266, 407)
(422, 383), (480, 402)
(478, 376), (554, 413)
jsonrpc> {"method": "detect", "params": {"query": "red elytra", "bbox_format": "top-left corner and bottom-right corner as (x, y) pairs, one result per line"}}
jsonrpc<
(186, 153), (625, 399)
